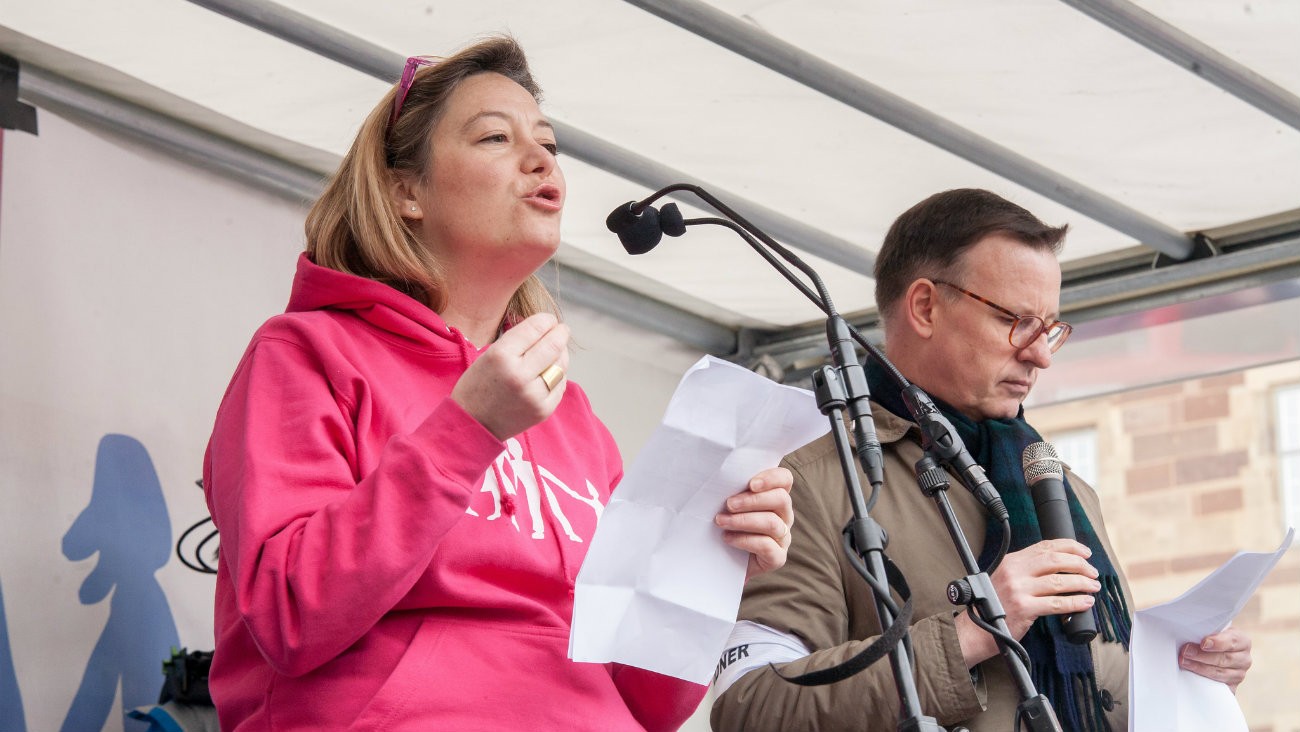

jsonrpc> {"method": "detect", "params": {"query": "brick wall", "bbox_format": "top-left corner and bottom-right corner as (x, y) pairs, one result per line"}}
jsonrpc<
(1028, 360), (1300, 732)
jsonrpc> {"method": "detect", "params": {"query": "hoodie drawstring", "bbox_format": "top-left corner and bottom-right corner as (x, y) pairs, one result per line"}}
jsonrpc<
(521, 430), (572, 582)
(455, 331), (515, 519)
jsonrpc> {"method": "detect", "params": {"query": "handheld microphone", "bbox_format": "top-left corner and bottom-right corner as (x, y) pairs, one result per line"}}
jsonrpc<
(1022, 442), (1098, 645)
(605, 201), (685, 254)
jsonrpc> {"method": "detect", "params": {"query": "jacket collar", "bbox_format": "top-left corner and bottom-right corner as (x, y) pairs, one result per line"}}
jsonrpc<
(869, 400), (919, 445)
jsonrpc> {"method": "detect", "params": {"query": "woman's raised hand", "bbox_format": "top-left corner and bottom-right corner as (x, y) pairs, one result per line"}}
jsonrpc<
(452, 313), (570, 440)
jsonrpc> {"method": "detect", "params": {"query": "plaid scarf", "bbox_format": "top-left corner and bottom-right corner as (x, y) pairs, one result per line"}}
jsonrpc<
(866, 359), (1131, 732)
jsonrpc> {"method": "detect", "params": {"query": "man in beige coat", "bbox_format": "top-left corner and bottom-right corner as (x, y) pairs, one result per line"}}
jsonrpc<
(712, 189), (1252, 731)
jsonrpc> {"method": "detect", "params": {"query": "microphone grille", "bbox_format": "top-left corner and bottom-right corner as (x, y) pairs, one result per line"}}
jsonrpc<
(1022, 441), (1063, 484)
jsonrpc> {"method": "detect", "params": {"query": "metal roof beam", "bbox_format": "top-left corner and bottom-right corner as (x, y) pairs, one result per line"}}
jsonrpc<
(182, 0), (873, 275)
(17, 63), (736, 355)
(20, 65), (324, 203)
(535, 266), (736, 354)
(749, 234), (1300, 371)
(624, 0), (1196, 261)
(1061, 0), (1300, 132)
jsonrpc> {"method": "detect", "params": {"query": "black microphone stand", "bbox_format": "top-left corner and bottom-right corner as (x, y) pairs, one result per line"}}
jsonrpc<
(912, 454), (1060, 732)
(613, 186), (941, 732)
(609, 185), (1062, 732)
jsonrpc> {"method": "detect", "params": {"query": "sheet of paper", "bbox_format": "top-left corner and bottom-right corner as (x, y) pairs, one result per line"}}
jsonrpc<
(1129, 527), (1293, 732)
(568, 355), (830, 683)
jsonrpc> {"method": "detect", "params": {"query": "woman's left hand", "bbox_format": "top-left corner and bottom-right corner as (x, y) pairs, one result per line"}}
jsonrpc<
(715, 467), (794, 581)
(1179, 627), (1253, 693)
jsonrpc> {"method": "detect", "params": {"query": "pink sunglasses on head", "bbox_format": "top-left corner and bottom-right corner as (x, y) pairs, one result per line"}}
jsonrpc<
(386, 55), (443, 139)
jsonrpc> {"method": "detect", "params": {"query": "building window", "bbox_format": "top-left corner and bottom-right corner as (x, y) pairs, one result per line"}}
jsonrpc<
(1276, 384), (1300, 533)
(1049, 428), (1099, 487)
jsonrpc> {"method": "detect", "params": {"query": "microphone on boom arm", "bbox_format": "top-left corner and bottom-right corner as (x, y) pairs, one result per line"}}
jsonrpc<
(605, 184), (884, 488)
(605, 200), (686, 255)
(603, 183), (949, 731)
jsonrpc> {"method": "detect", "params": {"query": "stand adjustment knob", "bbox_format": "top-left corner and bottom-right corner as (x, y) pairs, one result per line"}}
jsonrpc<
(946, 579), (973, 605)
(915, 463), (950, 497)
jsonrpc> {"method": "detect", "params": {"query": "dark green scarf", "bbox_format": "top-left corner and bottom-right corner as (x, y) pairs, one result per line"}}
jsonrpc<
(866, 359), (1131, 732)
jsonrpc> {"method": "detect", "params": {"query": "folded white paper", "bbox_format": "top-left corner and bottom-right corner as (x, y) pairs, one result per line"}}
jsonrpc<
(568, 356), (830, 682)
(1129, 527), (1293, 731)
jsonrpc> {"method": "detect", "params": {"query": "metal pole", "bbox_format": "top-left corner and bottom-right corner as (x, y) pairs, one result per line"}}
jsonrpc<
(624, 0), (1196, 260)
(1061, 0), (1300, 132)
(183, 0), (874, 275)
(18, 63), (737, 355)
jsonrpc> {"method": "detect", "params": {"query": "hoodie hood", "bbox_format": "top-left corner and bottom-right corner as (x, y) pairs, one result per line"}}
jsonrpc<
(287, 252), (462, 350)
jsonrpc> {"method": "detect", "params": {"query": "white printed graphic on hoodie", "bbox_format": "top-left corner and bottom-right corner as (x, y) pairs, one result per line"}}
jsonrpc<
(467, 438), (604, 541)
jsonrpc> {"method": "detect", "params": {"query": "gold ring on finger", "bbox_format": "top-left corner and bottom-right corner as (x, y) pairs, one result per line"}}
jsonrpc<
(539, 363), (565, 391)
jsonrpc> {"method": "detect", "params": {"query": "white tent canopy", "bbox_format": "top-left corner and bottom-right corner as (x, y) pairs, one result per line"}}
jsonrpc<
(4, 0), (1299, 362)
(3, 6), (1300, 731)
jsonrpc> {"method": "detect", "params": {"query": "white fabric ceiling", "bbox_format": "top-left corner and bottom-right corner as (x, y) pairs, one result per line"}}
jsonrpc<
(3, 0), (1299, 341)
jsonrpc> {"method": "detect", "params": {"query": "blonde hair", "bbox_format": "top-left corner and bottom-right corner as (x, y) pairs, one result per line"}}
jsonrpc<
(305, 36), (557, 320)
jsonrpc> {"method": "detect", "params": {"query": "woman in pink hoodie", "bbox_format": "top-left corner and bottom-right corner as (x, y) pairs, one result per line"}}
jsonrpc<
(203, 36), (794, 731)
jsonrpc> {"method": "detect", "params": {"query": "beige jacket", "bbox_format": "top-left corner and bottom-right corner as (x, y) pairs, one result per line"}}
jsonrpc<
(712, 405), (1131, 731)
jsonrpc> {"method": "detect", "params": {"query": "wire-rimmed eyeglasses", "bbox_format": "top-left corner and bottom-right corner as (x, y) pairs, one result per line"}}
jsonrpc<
(933, 280), (1073, 353)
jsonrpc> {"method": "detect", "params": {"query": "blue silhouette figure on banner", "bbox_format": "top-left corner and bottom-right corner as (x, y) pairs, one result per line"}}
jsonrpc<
(0, 579), (27, 731)
(60, 434), (178, 731)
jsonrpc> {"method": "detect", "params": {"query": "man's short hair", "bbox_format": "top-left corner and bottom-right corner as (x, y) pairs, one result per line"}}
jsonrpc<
(873, 189), (1068, 320)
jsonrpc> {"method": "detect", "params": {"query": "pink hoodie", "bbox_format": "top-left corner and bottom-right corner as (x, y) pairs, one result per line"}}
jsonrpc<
(203, 254), (705, 730)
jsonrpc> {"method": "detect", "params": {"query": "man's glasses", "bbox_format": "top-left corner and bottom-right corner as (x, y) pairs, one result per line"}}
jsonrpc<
(933, 280), (1073, 353)
(386, 55), (443, 140)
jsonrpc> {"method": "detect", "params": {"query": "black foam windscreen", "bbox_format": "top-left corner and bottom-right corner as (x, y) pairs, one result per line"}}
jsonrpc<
(659, 203), (686, 238)
(605, 201), (639, 235)
(608, 203), (664, 255)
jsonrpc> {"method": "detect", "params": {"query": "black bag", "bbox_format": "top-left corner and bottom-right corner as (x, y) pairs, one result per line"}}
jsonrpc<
(158, 647), (214, 706)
